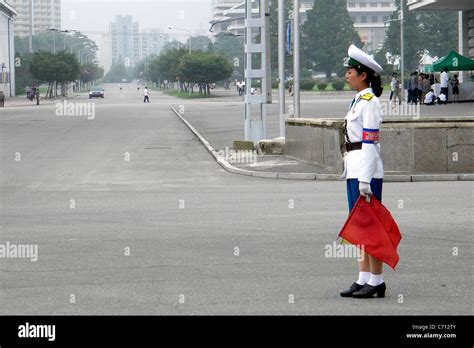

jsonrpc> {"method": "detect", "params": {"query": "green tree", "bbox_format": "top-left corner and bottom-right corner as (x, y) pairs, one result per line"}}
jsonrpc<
(29, 51), (80, 97)
(383, 1), (458, 71)
(302, 0), (361, 79)
(211, 33), (245, 79)
(14, 52), (36, 95)
(15, 31), (97, 55)
(179, 52), (233, 95)
(147, 48), (188, 85)
(81, 63), (104, 83)
(188, 36), (212, 52)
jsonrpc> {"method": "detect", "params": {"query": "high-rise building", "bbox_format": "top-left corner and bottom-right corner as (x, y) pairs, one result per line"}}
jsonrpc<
(7, 0), (61, 37)
(210, 0), (317, 36)
(210, 0), (396, 52)
(110, 15), (140, 67)
(0, 0), (17, 97)
(139, 29), (168, 61)
(347, 0), (397, 52)
(98, 33), (112, 74)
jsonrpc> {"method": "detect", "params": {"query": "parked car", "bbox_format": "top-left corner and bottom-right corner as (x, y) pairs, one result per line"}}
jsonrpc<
(89, 86), (104, 99)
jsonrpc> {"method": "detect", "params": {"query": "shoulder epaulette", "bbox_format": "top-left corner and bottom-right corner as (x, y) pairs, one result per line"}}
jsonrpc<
(361, 93), (374, 101)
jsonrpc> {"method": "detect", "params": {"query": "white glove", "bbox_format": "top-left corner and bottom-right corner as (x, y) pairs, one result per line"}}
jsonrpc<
(359, 181), (372, 197)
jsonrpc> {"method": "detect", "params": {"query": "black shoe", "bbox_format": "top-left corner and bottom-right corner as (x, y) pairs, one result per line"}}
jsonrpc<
(340, 282), (364, 297)
(352, 282), (386, 298)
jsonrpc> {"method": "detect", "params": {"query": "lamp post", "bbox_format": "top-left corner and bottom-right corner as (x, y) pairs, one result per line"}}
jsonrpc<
(168, 26), (192, 54)
(278, 0), (286, 136)
(293, 0), (300, 118)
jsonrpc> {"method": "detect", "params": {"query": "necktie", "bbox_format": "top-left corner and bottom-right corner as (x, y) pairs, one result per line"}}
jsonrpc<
(349, 98), (356, 111)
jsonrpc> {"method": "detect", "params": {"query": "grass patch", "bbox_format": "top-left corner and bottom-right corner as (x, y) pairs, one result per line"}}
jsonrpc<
(164, 90), (219, 99)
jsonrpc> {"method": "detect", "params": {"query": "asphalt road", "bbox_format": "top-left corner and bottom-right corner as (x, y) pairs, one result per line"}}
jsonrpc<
(0, 83), (472, 315)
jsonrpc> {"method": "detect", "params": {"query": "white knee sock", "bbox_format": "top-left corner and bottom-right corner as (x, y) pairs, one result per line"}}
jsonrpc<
(368, 273), (384, 286)
(356, 271), (371, 285)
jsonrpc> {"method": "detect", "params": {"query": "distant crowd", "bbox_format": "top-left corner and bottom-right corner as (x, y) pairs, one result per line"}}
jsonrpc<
(390, 67), (460, 106)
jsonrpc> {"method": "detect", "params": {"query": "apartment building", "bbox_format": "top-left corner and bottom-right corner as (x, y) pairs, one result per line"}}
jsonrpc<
(7, 0), (61, 36)
(210, 0), (396, 51)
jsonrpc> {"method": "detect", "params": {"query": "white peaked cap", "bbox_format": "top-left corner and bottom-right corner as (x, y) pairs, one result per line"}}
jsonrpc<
(345, 44), (383, 74)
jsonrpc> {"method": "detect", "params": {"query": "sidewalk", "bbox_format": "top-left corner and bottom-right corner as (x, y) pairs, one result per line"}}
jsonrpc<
(170, 96), (474, 182)
(2, 93), (81, 108)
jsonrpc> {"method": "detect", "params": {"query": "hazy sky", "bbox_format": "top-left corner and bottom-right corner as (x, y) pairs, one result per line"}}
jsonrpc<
(61, 0), (213, 41)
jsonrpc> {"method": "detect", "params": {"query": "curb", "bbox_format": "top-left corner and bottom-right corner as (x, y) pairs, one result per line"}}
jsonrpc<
(3, 94), (81, 108)
(170, 106), (474, 182)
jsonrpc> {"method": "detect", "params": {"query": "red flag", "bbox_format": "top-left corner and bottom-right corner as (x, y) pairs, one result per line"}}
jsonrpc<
(338, 196), (402, 270)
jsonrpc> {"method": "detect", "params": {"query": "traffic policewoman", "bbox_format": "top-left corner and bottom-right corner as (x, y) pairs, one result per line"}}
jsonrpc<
(339, 45), (386, 299)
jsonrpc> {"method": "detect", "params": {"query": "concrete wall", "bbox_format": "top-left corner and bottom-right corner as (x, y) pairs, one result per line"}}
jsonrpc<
(0, 8), (15, 97)
(285, 118), (474, 175)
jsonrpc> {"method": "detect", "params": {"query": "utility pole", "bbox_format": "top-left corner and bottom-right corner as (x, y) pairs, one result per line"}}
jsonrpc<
(293, 0), (300, 118)
(278, 0), (285, 137)
(400, 0), (405, 101)
(244, 0), (269, 143)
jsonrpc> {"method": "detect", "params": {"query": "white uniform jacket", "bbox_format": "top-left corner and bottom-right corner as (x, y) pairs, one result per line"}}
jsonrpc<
(341, 87), (384, 183)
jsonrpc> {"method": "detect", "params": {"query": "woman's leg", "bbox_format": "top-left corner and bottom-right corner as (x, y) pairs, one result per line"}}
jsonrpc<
(368, 178), (384, 283)
(346, 179), (371, 277)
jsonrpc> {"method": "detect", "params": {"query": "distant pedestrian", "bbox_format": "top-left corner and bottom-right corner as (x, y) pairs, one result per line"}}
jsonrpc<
(440, 67), (449, 104)
(409, 71), (419, 105)
(389, 72), (401, 106)
(422, 74), (431, 104)
(119, 83), (123, 91)
(143, 87), (150, 103)
(424, 89), (436, 105)
(35, 91), (40, 105)
(417, 73), (425, 104)
(451, 74), (460, 103)
(0, 90), (5, 107)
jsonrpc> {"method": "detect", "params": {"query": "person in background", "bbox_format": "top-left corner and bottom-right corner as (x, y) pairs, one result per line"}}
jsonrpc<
(389, 72), (401, 107)
(407, 73), (413, 104)
(143, 87), (150, 103)
(451, 74), (460, 103)
(429, 73), (435, 86)
(410, 71), (419, 105)
(439, 67), (449, 104)
(417, 73), (425, 104)
(424, 89), (436, 105)
(422, 74), (432, 104)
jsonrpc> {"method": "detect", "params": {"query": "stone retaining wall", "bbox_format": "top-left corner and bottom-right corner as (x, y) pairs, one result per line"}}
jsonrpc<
(285, 117), (474, 174)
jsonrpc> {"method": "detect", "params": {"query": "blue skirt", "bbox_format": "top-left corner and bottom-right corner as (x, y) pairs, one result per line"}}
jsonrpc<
(346, 178), (383, 212)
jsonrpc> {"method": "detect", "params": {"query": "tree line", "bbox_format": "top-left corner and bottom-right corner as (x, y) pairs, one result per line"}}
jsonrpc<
(15, 32), (104, 97)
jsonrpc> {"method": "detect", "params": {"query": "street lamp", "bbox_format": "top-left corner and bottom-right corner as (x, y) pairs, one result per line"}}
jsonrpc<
(168, 26), (192, 54)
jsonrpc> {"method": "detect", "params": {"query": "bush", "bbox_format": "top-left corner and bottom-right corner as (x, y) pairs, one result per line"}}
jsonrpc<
(271, 79), (279, 89)
(317, 83), (327, 91)
(332, 80), (345, 91)
(300, 79), (316, 91)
